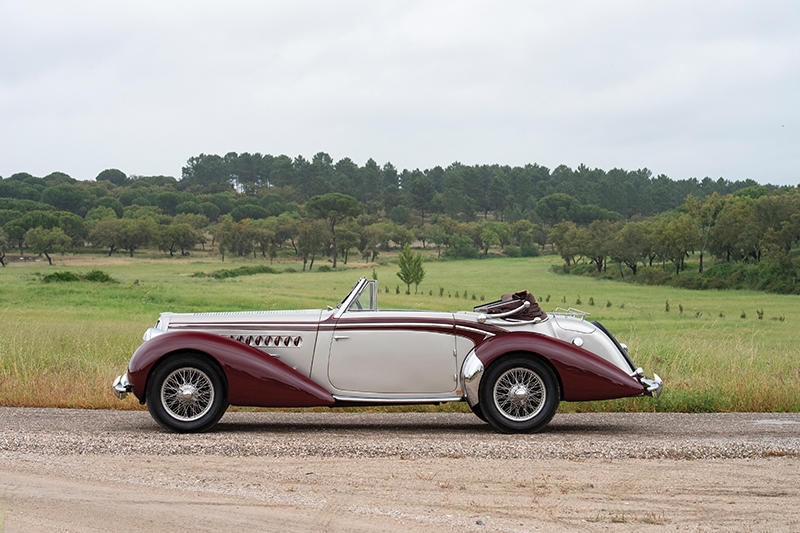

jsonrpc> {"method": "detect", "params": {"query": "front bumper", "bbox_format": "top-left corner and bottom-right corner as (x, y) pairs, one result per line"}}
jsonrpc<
(112, 372), (132, 399)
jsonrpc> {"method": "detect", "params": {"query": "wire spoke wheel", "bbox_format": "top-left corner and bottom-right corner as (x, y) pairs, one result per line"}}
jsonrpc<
(160, 367), (215, 422)
(492, 367), (546, 422)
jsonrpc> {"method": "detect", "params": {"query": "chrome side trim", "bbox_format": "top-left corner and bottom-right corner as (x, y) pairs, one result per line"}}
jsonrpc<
(334, 322), (453, 330)
(112, 372), (132, 399)
(461, 350), (484, 407)
(455, 325), (496, 338)
(331, 395), (463, 403)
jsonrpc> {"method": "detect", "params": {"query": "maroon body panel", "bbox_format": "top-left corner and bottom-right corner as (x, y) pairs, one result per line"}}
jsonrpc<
(127, 331), (334, 407)
(473, 331), (645, 401)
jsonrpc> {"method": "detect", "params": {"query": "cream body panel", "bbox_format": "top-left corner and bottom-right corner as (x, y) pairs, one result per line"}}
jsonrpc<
(326, 310), (458, 396)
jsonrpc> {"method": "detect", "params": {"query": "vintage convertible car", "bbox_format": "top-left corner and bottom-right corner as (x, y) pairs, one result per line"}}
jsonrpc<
(113, 278), (662, 433)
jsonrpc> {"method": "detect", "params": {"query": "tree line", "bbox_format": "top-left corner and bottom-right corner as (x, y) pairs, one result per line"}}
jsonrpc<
(0, 155), (795, 278)
(549, 189), (800, 293)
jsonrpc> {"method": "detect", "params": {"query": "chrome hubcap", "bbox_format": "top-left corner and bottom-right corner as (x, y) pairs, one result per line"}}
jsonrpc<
(161, 367), (214, 422)
(493, 368), (545, 422)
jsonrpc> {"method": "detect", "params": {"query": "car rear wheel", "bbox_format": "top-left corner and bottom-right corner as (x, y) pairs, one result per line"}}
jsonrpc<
(479, 356), (559, 433)
(146, 354), (227, 433)
(469, 402), (487, 422)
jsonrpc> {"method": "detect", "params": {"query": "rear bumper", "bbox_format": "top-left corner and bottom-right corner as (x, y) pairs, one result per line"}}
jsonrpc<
(631, 367), (663, 397)
(112, 372), (132, 399)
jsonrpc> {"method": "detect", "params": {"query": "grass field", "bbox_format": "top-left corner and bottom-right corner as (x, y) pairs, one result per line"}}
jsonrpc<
(1, 252), (798, 413)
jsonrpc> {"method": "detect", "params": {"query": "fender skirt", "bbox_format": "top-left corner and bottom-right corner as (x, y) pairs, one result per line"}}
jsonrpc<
(127, 331), (335, 407)
(474, 331), (644, 401)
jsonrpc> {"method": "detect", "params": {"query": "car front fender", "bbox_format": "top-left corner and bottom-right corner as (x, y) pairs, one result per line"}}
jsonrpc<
(127, 330), (334, 407)
(464, 331), (644, 404)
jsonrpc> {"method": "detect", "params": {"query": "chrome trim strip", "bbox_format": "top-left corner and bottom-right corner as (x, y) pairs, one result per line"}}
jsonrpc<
(334, 277), (368, 319)
(169, 324), (318, 330)
(332, 395), (463, 403)
(334, 322), (454, 330)
(477, 301), (530, 323)
(461, 350), (484, 407)
(455, 325), (496, 337)
(485, 316), (542, 326)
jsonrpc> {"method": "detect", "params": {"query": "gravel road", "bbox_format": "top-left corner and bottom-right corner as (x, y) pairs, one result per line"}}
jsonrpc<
(1, 408), (798, 532)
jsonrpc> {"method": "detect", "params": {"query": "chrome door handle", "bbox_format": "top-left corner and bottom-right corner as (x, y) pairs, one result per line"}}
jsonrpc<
(333, 335), (350, 340)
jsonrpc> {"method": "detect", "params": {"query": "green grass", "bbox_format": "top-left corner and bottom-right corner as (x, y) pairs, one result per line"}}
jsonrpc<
(1, 253), (798, 412)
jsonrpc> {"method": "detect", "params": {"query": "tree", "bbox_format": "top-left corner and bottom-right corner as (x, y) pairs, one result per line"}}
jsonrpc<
(685, 193), (722, 273)
(406, 172), (436, 219)
(396, 244), (425, 294)
(24, 227), (71, 265)
(709, 197), (759, 262)
(159, 224), (201, 256)
(57, 212), (87, 247)
(655, 214), (697, 275)
(3, 220), (27, 255)
(86, 206), (118, 222)
(0, 228), (8, 266)
(117, 218), (156, 257)
(89, 219), (122, 255)
(423, 224), (448, 259)
(336, 221), (360, 264)
(95, 168), (128, 186)
(40, 184), (90, 215)
(549, 222), (583, 266)
(296, 219), (329, 270)
(610, 221), (651, 276)
(305, 193), (361, 268)
(582, 220), (620, 273)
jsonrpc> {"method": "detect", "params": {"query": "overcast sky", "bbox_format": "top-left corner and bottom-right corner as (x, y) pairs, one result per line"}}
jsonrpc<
(1, 1), (798, 185)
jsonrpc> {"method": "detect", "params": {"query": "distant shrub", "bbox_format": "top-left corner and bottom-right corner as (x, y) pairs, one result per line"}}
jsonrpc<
(520, 243), (540, 257)
(504, 245), (521, 257)
(42, 271), (80, 283)
(445, 234), (478, 259)
(316, 265), (332, 272)
(193, 265), (278, 279)
(42, 270), (116, 283)
(83, 270), (114, 283)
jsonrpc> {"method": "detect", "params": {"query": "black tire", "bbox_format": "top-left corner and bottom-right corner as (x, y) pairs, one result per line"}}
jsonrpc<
(469, 402), (487, 423)
(146, 354), (227, 433)
(479, 356), (559, 434)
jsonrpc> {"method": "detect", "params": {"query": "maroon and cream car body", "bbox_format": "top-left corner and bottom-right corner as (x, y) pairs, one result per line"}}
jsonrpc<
(113, 278), (662, 433)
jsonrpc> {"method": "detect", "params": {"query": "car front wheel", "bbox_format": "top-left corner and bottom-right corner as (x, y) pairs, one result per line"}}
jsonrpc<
(146, 354), (227, 433)
(479, 356), (559, 433)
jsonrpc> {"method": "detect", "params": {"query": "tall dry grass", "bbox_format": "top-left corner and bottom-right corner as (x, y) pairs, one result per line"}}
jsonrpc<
(1, 253), (798, 411)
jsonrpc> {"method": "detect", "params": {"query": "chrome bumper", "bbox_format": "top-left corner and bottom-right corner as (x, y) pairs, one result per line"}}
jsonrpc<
(112, 372), (132, 399)
(632, 367), (663, 398)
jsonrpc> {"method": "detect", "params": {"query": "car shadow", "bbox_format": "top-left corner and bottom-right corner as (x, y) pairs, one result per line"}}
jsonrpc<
(198, 419), (633, 435)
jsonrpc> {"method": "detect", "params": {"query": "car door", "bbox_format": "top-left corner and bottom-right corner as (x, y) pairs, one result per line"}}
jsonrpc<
(327, 310), (458, 395)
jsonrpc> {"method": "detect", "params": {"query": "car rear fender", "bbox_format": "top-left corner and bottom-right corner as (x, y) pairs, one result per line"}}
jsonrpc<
(468, 331), (644, 402)
(128, 331), (334, 407)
